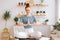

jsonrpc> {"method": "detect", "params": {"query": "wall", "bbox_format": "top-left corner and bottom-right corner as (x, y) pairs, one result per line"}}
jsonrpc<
(0, 0), (56, 37)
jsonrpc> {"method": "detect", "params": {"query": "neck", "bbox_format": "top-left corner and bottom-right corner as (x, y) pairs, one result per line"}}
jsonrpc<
(26, 13), (31, 16)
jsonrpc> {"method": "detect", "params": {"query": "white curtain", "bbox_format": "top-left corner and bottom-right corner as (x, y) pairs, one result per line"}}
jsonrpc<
(57, 0), (60, 22)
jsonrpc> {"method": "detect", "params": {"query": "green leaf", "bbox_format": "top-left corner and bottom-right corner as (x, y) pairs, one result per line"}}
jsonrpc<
(14, 17), (18, 23)
(53, 22), (60, 31)
(3, 11), (11, 21)
(45, 19), (49, 22)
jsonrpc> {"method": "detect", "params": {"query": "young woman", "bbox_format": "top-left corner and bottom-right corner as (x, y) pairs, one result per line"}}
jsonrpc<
(19, 3), (42, 40)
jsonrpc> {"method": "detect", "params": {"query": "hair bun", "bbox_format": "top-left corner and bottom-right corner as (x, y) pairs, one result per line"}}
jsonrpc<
(26, 3), (30, 7)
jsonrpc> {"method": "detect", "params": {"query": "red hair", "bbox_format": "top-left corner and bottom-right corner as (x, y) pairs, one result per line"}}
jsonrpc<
(25, 3), (30, 9)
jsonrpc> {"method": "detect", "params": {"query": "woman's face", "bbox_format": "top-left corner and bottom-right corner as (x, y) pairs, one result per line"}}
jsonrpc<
(25, 7), (31, 14)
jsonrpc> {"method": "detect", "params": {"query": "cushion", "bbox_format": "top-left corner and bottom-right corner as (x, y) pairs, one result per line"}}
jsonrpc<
(40, 37), (50, 40)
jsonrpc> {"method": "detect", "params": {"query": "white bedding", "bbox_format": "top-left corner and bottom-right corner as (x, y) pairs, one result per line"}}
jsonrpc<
(14, 26), (42, 38)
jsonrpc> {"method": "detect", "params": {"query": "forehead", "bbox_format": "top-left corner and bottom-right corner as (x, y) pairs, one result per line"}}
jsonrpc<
(25, 7), (30, 10)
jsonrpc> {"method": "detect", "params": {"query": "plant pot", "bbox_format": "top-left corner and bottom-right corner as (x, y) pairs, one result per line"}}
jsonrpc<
(16, 22), (18, 25)
(3, 28), (9, 33)
(18, 2), (20, 6)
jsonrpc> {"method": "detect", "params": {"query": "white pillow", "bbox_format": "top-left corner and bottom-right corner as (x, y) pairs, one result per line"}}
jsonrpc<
(18, 32), (28, 38)
(40, 37), (50, 40)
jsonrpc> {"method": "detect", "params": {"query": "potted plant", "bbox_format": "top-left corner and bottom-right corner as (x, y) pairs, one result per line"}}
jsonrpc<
(53, 22), (60, 31)
(18, 2), (20, 6)
(36, 11), (39, 14)
(14, 17), (18, 25)
(3, 11), (11, 32)
(44, 19), (49, 25)
(53, 22), (60, 37)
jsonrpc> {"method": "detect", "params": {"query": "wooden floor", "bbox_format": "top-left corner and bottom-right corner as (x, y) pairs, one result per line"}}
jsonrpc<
(0, 38), (52, 40)
(0, 37), (54, 40)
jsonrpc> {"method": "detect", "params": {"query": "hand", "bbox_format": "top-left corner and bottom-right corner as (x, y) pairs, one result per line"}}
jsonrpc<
(27, 23), (31, 25)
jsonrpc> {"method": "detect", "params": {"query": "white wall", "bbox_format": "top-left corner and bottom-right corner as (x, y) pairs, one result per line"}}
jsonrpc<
(0, 0), (56, 37)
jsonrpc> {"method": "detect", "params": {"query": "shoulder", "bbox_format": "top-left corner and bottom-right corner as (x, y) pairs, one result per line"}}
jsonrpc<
(21, 15), (27, 18)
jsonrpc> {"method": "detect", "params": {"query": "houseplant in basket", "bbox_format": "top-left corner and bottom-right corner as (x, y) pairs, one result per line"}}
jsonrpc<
(3, 11), (11, 32)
